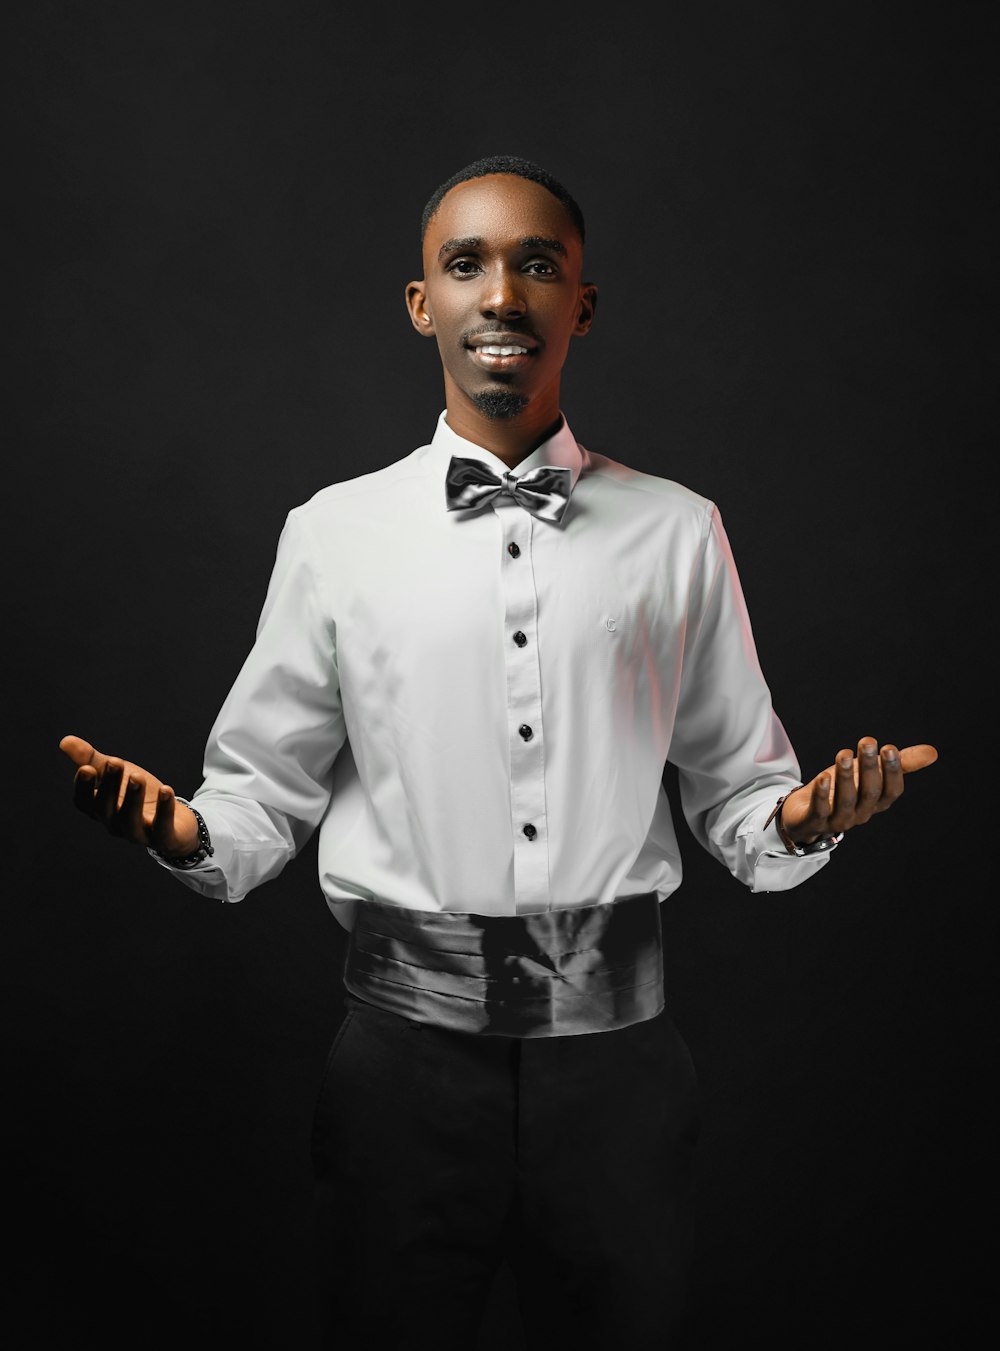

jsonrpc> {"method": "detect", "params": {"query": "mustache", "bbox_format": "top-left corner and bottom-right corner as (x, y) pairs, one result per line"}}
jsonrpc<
(461, 324), (543, 347)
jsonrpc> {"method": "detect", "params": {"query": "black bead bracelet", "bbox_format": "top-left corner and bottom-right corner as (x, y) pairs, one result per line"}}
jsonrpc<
(156, 804), (215, 869)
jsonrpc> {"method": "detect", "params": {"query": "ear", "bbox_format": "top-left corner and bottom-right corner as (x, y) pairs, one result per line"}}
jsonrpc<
(405, 280), (435, 336)
(573, 282), (598, 337)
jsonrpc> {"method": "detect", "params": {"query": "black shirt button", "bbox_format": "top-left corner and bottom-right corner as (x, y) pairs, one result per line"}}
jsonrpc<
(507, 542), (521, 558)
(519, 724), (533, 740)
(522, 823), (537, 840)
(513, 631), (527, 647)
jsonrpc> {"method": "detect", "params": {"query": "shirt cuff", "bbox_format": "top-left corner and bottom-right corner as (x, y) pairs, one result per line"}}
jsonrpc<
(145, 797), (234, 900)
(738, 796), (840, 893)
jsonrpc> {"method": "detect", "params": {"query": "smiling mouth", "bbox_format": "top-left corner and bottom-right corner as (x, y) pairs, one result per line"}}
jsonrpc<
(476, 343), (530, 356)
(467, 344), (536, 372)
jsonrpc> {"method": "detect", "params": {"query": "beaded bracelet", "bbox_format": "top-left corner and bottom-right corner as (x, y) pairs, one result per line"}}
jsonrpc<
(155, 804), (215, 869)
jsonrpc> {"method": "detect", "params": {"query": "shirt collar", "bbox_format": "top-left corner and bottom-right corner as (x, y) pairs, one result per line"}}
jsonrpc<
(426, 409), (588, 493)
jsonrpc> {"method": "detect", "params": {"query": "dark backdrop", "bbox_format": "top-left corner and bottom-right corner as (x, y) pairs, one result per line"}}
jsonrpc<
(7, 3), (996, 1347)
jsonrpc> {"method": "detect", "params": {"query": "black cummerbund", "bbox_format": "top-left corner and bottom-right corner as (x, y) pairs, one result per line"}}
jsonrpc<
(342, 892), (664, 1038)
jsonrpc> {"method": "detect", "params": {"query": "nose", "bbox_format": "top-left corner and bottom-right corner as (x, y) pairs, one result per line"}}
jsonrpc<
(480, 266), (526, 320)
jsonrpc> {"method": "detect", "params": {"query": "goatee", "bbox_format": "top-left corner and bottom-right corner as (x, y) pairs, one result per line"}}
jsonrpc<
(472, 389), (529, 420)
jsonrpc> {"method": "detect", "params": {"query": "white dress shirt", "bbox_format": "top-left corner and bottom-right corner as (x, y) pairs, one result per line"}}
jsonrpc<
(154, 411), (834, 930)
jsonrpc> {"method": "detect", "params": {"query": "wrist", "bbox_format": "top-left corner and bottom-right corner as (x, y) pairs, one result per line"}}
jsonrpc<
(776, 795), (814, 849)
(155, 805), (214, 868)
(763, 792), (844, 858)
(158, 804), (199, 857)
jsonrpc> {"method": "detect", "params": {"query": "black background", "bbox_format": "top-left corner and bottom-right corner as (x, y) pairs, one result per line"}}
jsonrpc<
(7, 2), (996, 1347)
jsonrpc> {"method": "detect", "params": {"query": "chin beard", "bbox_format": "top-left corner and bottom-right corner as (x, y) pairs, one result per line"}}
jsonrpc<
(472, 388), (529, 420)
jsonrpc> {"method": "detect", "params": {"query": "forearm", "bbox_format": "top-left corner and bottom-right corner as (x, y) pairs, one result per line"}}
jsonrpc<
(147, 791), (302, 903)
(681, 768), (835, 892)
(148, 509), (347, 902)
(735, 792), (837, 893)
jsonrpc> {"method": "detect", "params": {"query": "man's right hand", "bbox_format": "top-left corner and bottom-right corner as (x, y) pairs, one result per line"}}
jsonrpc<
(59, 735), (199, 858)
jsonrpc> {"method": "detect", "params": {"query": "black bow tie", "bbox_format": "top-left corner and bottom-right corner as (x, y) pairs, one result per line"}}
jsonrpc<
(444, 455), (573, 524)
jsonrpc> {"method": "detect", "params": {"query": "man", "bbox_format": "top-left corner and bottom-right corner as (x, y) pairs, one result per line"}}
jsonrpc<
(61, 155), (936, 1349)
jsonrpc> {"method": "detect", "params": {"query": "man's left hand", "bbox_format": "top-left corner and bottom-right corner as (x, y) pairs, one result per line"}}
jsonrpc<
(779, 737), (938, 846)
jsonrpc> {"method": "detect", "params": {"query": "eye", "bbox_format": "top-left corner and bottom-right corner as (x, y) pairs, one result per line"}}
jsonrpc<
(447, 258), (482, 277)
(524, 259), (558, 276)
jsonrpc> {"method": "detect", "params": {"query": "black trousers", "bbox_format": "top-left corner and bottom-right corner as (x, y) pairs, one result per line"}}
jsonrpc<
(311, 993), (701, 1350)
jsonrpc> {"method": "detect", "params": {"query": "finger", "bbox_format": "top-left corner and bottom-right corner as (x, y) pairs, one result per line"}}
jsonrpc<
(59, 735), (102, 769)
(855, 737), (882, 820)
(121, 775), (147, 842)
(72, 765), (100, 818)
(810, 771), (833, 829)
(150, 785), (176, 852)
(874, 744), (904, 812)
(829, 749), (857, 831)
(899, 744), (938, 773)
(95, 758), (125, 829)
(140, 781), (163, 832)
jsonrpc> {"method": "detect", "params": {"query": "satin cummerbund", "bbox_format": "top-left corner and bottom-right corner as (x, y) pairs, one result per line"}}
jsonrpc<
(342, 892), (664, 1038)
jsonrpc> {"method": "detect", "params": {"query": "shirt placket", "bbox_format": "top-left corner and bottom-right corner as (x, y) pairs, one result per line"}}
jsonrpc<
(494, 503), (551, 914)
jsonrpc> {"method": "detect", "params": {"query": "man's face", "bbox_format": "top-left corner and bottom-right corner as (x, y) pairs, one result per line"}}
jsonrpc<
(406, 174), (596, 421)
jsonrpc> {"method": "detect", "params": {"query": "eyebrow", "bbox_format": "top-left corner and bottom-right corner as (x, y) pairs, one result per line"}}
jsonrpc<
(519, 235), (567, 257)
(436, 234), (568, 262)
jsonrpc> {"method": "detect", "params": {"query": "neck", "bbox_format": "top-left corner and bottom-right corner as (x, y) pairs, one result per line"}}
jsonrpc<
(443, 387), (563, 470)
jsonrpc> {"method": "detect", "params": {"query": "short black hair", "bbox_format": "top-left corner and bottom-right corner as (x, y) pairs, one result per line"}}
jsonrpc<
(420, 154), (585, 246)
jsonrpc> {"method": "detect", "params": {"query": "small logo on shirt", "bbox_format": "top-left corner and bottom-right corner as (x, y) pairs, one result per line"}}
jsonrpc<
(605, 616), (617, 633)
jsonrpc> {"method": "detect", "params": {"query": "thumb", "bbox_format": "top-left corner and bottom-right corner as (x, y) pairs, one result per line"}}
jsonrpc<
(898, 744), (938, 774)
(59, 735), (101, 768)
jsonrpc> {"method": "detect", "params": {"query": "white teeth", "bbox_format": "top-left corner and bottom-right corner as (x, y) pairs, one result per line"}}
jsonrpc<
(479, 345), (528, 356)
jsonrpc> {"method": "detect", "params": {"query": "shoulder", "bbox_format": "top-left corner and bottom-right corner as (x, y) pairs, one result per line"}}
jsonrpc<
(579, 447), (716, 528)
(289, 447), (428, 527)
